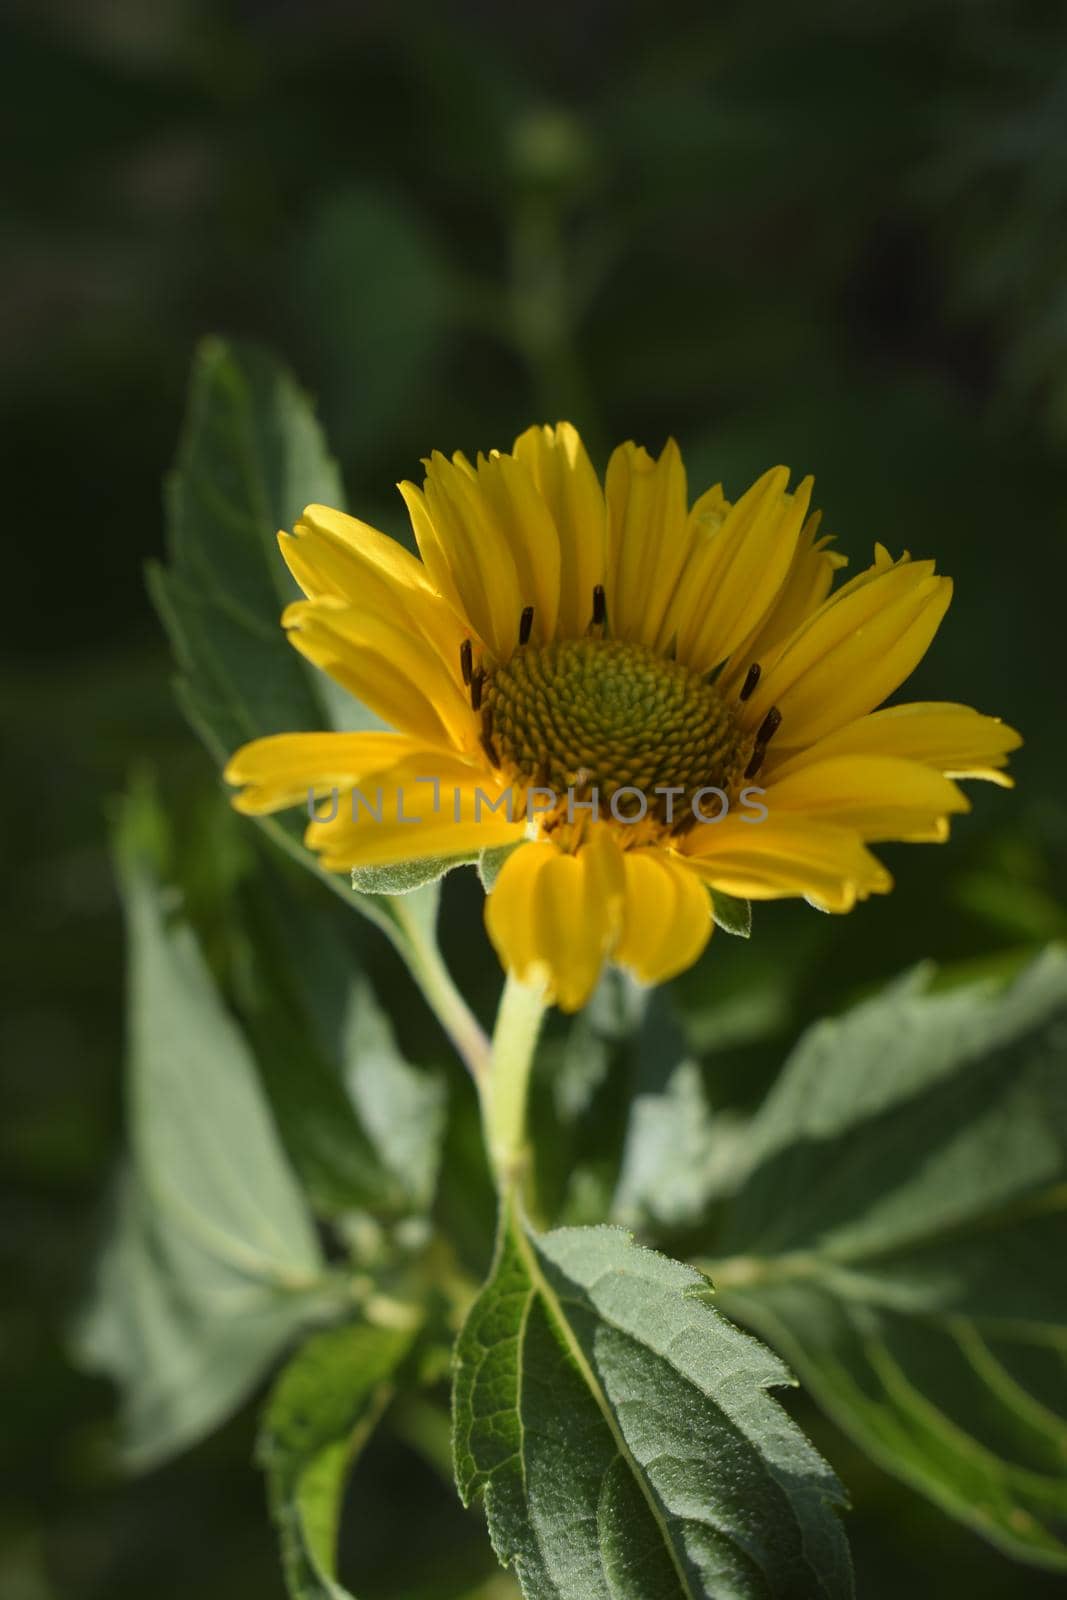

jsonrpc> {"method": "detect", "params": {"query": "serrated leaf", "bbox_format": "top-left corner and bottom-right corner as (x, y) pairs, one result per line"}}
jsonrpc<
(258, 1320), (416, 1600)
(73, 792), (335, 1467)
(453, 1203), (854, 1600)
(150, 337), (401, 948)
(152, 337), (375, 759)
(711, 948), (1067, 1568)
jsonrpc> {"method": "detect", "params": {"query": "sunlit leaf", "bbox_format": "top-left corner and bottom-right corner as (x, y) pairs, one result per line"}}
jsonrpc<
(454, 1201), (854, 1599)
(259, 1320), (416, 1600)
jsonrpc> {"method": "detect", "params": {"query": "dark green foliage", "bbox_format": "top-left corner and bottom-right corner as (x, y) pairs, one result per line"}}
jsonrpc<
(713, 953), (1067, 1569)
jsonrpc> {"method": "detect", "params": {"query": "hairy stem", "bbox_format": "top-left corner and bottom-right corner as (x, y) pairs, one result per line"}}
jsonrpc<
(483, 971), (549, 1189)
(388, 897), (491, 1084)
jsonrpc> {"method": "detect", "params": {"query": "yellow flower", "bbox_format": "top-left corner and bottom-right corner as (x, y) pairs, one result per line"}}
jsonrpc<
(225, 425), (1020, 1012)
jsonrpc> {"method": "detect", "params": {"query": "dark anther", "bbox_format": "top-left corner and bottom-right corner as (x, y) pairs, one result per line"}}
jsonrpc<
(459, 638), (473, 686)
(744, 705), (782, 780)
(480, 730), (500, 767)
(470, 666), (485, 711)
(739, 662), (761, 701)
(591, 584), (607, 628)
(756, 706), (782, 746)
(481, 705), (494, 743)
(519, 605), (534, 646)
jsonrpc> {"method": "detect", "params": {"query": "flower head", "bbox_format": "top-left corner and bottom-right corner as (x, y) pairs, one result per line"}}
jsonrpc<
(225, 425), (1020, 1011)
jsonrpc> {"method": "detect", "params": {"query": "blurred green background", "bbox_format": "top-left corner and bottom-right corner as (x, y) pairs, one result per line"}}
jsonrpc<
(4, 1), (1067, 1596)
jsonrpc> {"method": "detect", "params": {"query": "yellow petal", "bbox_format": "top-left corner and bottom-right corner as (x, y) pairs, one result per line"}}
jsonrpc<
(397, 473), (475, 636)
(484, 842), (554, 985)
(471, 449), (561, 642)
(652, 480), (728, 650)
(688, 481), (730, 527)
(485, 830), (625, 1012)
(769, 701), (1022, 788)
(280, 517), (469, 702)
(615, 849), (712, 985)
(668, 468), (811, 671)
(282, 504), (435, 602)
(680, 816), (892, 912)
(761, 755), (970, 842)
(305, 753), (524, 871)
(604, 439), (689, 648)
(512, 422), (606, 638)
(400, 452), (526, 663)
(283, 599), (476, 751)
(224, 730), (424, 814)
(720, 512), (846, 690)
(744, 557), (953, 749)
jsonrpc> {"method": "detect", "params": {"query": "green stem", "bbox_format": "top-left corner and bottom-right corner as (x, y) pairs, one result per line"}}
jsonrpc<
(387, 897), (491, 1084)
(483, 971), (549, 1189)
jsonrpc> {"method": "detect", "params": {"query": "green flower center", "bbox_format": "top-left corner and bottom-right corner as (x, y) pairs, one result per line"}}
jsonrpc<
(484, 637), (746, 819)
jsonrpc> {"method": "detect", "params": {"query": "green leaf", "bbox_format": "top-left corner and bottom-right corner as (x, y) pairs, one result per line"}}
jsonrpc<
(478, 842), (522, 892)
(710, 890), (752, 939)
(612, 994), (748, 1232)
(710, 948), (1067, 1569)
(549, 969), (646, 1122)
(612, 1067), (746, 1234)
(258, 1320), (416, 1600)
(150, 336), (376, 764)
(75, 1169), (333, 1472)
(239, 871), (447, 1218)
(341, 972), (447, 1217)
(453, 1203), (854, 1599)
(121, 814), (324, 1283)
(528, 973), (646, 1227)
(535, 989), (744, 1234)
(351, 854), (478, 896)
(74, 792), (335, 1467)
(151, 337), (434, 949)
